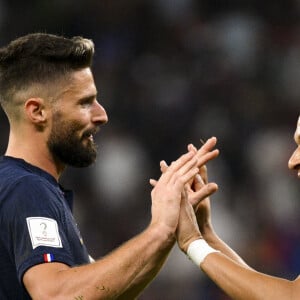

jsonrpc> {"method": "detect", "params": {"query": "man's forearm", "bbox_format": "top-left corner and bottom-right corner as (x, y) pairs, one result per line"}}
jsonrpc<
(201, 224), (250, 268)
(24, 224), (175, 300)
(203, 230), (250, 268)
(118, 239), (175, 299)
(201, 253), (296, 300)
(62, 225), (175, 299)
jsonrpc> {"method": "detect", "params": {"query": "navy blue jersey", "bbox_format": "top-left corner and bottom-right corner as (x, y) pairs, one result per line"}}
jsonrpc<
(0, 156), (90, 299)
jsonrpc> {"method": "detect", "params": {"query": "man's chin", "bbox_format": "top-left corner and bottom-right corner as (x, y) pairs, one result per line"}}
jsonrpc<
(59, 148), (97, 168)
(68, 156), (96, 168)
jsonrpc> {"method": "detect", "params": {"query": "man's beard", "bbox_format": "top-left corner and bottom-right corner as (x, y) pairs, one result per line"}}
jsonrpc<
(47, 117), (97, 168)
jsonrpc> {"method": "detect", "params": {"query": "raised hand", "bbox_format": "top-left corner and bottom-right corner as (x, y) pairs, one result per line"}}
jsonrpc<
(150, 138), (219, 250)
(176, 192), (202, 253)
(149, 151), (200, 236)
(193, 137), (219, 170)
(158, 138), (218, 211)
(187, 144), (217, 235)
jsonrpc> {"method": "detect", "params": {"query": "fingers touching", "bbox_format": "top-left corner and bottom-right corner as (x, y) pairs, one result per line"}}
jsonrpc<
(189, 175), (218, 208)
(150, 137), (218, 191)
(188, 137), (219, 171)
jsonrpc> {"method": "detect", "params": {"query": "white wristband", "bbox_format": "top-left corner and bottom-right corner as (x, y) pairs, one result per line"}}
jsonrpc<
(187, 239), (219, 267)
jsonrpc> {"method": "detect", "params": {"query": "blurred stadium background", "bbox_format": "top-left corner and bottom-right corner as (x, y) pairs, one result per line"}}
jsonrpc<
(1, 1), (300, 299)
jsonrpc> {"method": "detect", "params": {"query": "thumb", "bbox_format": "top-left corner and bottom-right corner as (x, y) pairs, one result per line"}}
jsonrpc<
(149, 178), (157, 187)
(189, 182), (218, 207)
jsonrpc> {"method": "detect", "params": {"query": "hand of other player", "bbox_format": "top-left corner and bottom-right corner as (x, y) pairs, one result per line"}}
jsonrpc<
(187, 143), (217, 237)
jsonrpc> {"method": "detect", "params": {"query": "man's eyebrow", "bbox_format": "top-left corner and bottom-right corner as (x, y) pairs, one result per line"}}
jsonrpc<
(79, 94), (97, 102)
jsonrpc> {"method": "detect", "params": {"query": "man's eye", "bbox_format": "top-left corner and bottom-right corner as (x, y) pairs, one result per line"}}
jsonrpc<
(80, 101), (92, 107)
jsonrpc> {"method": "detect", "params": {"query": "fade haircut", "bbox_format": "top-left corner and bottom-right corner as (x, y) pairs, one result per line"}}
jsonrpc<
(0, 33), (95, 118)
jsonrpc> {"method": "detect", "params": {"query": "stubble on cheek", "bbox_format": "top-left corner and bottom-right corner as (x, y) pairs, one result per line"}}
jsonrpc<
(48, 115), (98, 167)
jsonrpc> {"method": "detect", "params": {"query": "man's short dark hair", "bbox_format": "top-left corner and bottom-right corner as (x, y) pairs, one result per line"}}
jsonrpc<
(0, 33), (95, 111)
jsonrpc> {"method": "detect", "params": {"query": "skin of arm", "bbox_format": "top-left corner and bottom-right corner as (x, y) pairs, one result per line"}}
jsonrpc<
(190, 155), (250, 268)
(116, 239), (175, 300)
(25, 226), (174, 300)
(201, 252), (300, 300)
(177, 187), (300, 300)
(23, 151), (200, 300)
(176, 142), (300, 300)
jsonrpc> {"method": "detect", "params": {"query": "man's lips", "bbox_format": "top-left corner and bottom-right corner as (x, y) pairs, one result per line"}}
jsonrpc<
(82, 128), (99, 142)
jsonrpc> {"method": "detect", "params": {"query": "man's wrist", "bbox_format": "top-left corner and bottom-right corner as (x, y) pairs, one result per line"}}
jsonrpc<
(148, 223), (176, 245)
(186, 239), (220, 267)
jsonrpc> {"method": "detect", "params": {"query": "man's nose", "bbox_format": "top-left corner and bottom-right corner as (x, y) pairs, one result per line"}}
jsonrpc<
(92, 101), (108, 125)
(288, 146), (300, 170)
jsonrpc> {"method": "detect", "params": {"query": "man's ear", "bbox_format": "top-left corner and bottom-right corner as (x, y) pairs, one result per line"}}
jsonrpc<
(24, 98), (48, 128)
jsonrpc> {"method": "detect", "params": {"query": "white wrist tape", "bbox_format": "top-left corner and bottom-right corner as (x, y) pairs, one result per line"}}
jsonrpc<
(187, 239), (219, 267)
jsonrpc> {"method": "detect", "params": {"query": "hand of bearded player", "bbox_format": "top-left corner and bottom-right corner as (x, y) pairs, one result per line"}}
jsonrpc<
(150, 137), (219, 246)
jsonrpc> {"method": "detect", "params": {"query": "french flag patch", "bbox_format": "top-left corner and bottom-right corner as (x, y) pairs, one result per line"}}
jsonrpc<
(43, 253), (54, 263)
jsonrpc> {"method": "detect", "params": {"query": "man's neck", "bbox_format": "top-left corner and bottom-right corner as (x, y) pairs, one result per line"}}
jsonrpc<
(5, 132), (64, 181)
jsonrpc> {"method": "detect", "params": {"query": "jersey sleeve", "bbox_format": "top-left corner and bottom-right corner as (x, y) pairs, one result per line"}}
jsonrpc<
(1, 175), (85, 283)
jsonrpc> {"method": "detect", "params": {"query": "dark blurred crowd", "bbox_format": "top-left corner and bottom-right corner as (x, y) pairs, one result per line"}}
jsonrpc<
(1, 1), (300, 299)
